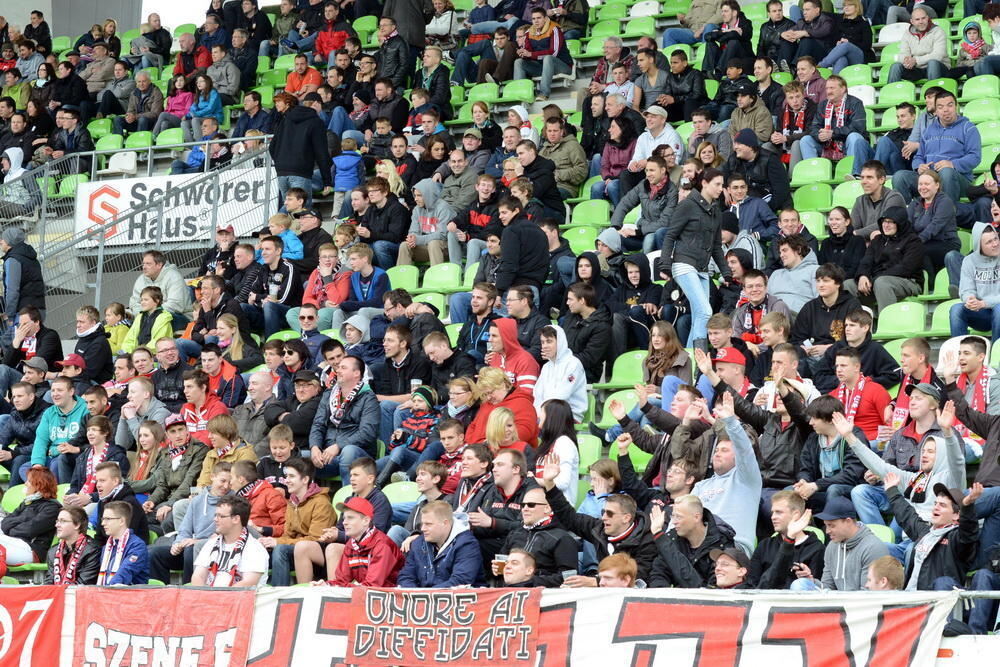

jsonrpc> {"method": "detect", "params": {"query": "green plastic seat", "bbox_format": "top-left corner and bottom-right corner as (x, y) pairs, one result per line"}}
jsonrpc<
(467, 82), (500, 104)
(910, 268), (951, 303)
(961, 74), (1000, 102)
(596, 3), (628, 20)
(577, 434), (604, 473)
(960, 229), (973, 254)
(928, 299), (985, 338)
(609, 439), (654, 473)
(124, 131), (153, 149)
(595, 389), (638, 429)
(450, 85), (465, 107)
(875, 81), (916, 109)
(674, 121), (694, 144)
(153, 127), (183, 146)
(1, 575), (18, 585)
(414, 262), (462, 294)
(383, 481), (421, 504)
(56, 174), (89, 198)
(95, 134), (124, 152)
(567, 175), (601, 204)
(921, 78), (957, 97)
(800, 210), (827, 240)
(881, 338), (906, 364)
(977, 120), (1000, 146)
(658, 0), (689, 16)
(174, 23), (198, 37)
(273, 53), (297, 71)
(499, 79), (535, 105)
(790, 158), (833, 187)
(622, 16), (655, 38)
(446, 322), (462, 347)
(385, 264), (419, 291)
(332, 485), (352, 507)
(792, 183), (832, 212)
(832, 180), (864, 209)
(257, 69), (288, 88)
(51, 35), (72, 53)
(771, 72), (792, 86)
(444, 102), (472, 126)
(839, 64), (873, 88)
(868, 523), (896, 544)
(87, 118), (112, 140)
(570, 199), (610, 227)
(266, 330), (300, 342)
(253, 85), (275, 108)
(593, 350), (648, 390)
(1, 485), (26, 513)
(588, 20), (620, 40)
(564, 226), (597, 255)
(353, 15), (378, 34)
(872, 302), (927, 340)
(976, 144), (1000, 173)
(417, 292), (447, 318)
(462, 262), (478, 289)
(147, 578), (167, 586)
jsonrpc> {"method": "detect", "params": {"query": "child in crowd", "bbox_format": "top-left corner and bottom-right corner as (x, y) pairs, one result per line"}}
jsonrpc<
(257, 424), (294, 496)
(334, 224), (359, 267)
(332, 138), (364, 217)
(366, 117), (395, 159)
(255, 214), (304, 263)
(340, 314), (383, 367)
(121, 286), (173, 355)
(604, 63), (636, 107)
(951, 21), (988, 80)
(376, 385), (441, 486)
(104, 303), (131, 355)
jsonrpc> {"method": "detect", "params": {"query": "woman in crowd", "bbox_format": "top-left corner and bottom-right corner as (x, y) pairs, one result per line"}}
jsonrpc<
(182, 74), (223, 143)
(217, 313), (263, 372)
(465, 367), (538, 447)
(908, 169), (961, 277)
(484, 407), (531, 458)
(102, 18), (122, 58)
(818, 0), (875, 74)
(142, 415), (209, 527)
(592, 116), (638, 206)
(275, 339), (312, 400)
(121, 286), (173, 354)
(28, 63), (55, 108)
(817, 206), (866, 280)
(426, 0), (459, 49)
(471, 101), (501, 152)
(128, 421), (166, 498)
(534, 399), (580, 504)
(507, 105), (539, 146)
(413, 136), (449, 183)
(0, 467), (60, 565)
(696, 141), (724, 169)
(376, 159), (414, 208)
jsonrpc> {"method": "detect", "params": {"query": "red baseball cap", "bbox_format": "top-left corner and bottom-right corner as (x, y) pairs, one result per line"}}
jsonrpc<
(713, 347), (746, 367)
(56, 353), (87, 370)
(336, 496), (374, 520)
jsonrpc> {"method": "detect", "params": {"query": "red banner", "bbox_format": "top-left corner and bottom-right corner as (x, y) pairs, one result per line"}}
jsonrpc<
(345, 588), (542, 666)
(0, 585), (64, 667)
(73, 588), (255, 667)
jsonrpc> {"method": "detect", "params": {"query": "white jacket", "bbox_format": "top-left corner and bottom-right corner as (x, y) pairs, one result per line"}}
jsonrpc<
(898, 24), (948, 66)
(533, 325), (588, 422)
(129, 262), (192, 315)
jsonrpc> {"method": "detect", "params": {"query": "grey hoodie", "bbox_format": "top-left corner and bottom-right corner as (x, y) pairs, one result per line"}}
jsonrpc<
(768, 249), (819, 315)
(820, 522), (889, 590)
(408, 179), (457, 246)
(206, 55), (242, 99)
(115, 397), (172, 450)
(533, 324), (588, 421)
(959, 222), (1000, 307)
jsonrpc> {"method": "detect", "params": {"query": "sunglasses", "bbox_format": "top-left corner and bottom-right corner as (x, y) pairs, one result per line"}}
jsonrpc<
(522, 501), (549, 509)
(601, 509), (618, 518)
(298, 315), (316, 321)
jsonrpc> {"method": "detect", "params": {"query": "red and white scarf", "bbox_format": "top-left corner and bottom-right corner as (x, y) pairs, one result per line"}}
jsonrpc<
(328, 381), (363, 427)
(168, 441), (190, 471)
(607, 522), (637, 552)
(97, 529), (131, 585)
(741, 301), (768, 344)
(821, 97), (847, 160)
(206, 528), (249, 587)
(52, 535), (88, 585)
(835, 376), (869, 423)
(238, 479), (263, 499)
(214, 439), (239, 459)
(956, 368), (989, 443)
(893, 366), (934, 429)
(81, 446), (109, 495)
(457, 472), (492, 511)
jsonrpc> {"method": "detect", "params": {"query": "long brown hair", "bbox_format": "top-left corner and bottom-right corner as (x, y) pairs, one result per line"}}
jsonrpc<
(646, 321), (683, 382)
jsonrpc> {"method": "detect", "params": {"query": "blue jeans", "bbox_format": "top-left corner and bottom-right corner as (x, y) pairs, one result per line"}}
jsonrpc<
(673, 268), (711, 345)
(800, 132), (872, 177)
(591, 178), (622, 207)
(969, 569), (1000, 634)
(280, 28), (318, 55)
(19, 452), (74, 484)
(277, 175), (314, 209)
(973, 485), (1000, 568)
(471, 18), (519, 35)
(661, 24), (717, 48)
(315, 444), (369, 481)
(873, 135), (908, 175)
(371, 240), (399, 269)
(851, 483), (889, 526)
(175, 338), (203, 363)
(452, 39), (496, 84)
(605, 399), (660, 441)
(0, 364), (22, 399)
(513, 56), (571, 97)
(975, 55), (1000, 76)
(113, 115), (154, 135)
(376, 446), (421, 474)
(170, 160), (201, 174)
(588, 154), (601, 179)
(263, 301), (292, 338)
(448, 291), (473, 325)
(866, 0), (890, 25)
(818, 42), (865, 74)
(269, 543), (296, 586)
(325, 106), (352, 136)
(887, 60), (947, 83)
(950, 303), (1000, 342)
(790, 577), (821, 591)
(892, 168), (969, 206)
(378, 400), (401, 444)
(447, 234), (486, 270)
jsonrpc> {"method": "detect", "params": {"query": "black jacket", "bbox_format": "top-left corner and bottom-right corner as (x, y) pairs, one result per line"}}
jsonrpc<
(152, 361), (186, 412)
(757, 17), (796, 61)
(501, 521), (580, 588)
(455, 196), (499, 241)
(714, 74), (753, 107)
(545, 483), (659, 582)
(457, 312), (500, 363)
(371, 352), (432, 397)
(231, 261), (262, 303)
(67, 444), (132, 500)
(44, 536), (102, 584)
(95, 482), (150, 545)
(649, 507), (736, 587)
(2, 325), (61, 371)
(495, 215), (549, 292)
(429, 350), (477, 404)
(813, 333), (901, 393)
(790, 288), (862, 348)
(581, 112), (609, 159)
(361, 195), (410, 244)
(269, 105), (332, 185)
(889, 486), (978, 590)
(749, 532), (826, 588)
(2, 241), (45, 315)
(723, 149), (791, 212)
(49, 73), (88, 108)
(375, 34), (412, 90)
(192, 292), (251, 346)
(817, 226), (867, 280)
(661, 190), (730, 276)
(609, 253), (663, 314)
(0, 496), (60, 561)
(856, 213), (925, 285)
(0, 396), (49, 457)
(563, 305), (612, 383)
(262, 394), (321, 450)
(74, 327), (113, 384)
(664, 65), (707, 104)
(521, 155), (564, 219)
(474, 477), (539, 561)
(366, 91), (410, 134)
(797, 425), (868, 491)
(514, 310), (550, 366)
(250, 258), (302, 306)
(294, 225), (335, 275)
(836, 15), (875, 62)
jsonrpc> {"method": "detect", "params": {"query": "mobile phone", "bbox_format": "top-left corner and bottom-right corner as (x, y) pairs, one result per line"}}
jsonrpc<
(561, 570), (577, 581)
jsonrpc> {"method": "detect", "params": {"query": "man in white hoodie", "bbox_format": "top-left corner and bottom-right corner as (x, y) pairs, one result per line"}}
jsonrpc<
(129, 250), (193, 327)
(533, 325), (587, 422)
(949, 222), (1000, 342)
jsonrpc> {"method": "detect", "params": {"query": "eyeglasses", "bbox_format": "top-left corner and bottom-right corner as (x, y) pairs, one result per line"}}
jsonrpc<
(601, 509), (618, 518)
(522, 501), (549, 509)
(102, 515), (122, 522)
(214, 513), (234, 520)
(298, 315), (316, 321)
(283, 350), (297, 356)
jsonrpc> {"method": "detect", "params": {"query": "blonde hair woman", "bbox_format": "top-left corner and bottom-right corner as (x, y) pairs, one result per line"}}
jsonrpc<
(465, 366), (538, 447)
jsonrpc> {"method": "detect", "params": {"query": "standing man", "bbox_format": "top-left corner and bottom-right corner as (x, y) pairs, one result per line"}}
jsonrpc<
(268, 92), (332, 209)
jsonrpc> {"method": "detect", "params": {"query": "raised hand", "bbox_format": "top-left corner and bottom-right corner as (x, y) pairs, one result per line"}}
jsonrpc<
(650, 504), (666, 535)
(786, 508), (812, 539)
(831, 412), (854, 438)
(964, 482), (984, 506)
(609, 399), (626, 421)
(883, 471), (901, 490)
(936, 400), (956, 432)
(615, 433), (632, 458)
(693, 348), (713, 376)
(634, 382), (649, 407)
(714, 391), (735, 420)
(543, 454), (562, 484)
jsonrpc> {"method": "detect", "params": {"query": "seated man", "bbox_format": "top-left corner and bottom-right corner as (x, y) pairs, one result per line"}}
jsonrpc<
(487, 318), (539, 394)
(648, 495), (736, 588)
(749, 491), (825, 589)
(511, 8), (573, 103)
(610, 156), (678, 254)
(501, 548), (539, 587)
(767, 235), (819, 316)
(731, 269), (792, 348)
(829, 347), (891, 442)
(230, 460), (286, 539)
(800, 75), (870, 179)
(328, 496), (405, 587)
(398, 499), (485, 587)
(96, 501), (149, 585)
(950, 223), (1000, 342)
(661, 50), (708, 123)
(891, 90), (981, 207)
(191, 496), (270, 587)
(130, 250), (192, 330)
(727, 174), (777, 248)
(496, 485), (578, 587)
(533, 325), (588, 422)
(246, 235), (303, 338)
(866, 555), (905, 591)
(845, 208), (926, 313)
(794, 395), (867, 511)
(308, 356), (379, 482)
(724, 129), (791, 213)
(44, 506), (101, 585)
(886, 8), (948, 84)
(728, 81), (774, 146)
(452, 27), (513, 85)
(563, 282), (613, 384)
(873, 102), (918, 176)
(771, 80), (816, 172)
(539, 117), (588, 201)
(790, 496), (888, 591)
(597, 553), (639, 588)
(812, 309), (899, 393)
(790, 263), (862, 372)
(852, 160), (908, 241)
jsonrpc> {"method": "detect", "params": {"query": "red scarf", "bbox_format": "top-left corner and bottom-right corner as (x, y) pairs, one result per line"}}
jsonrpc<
(780, 104), (807, 162)
(821, 97), (847, 160)
(81, 446), (109, 495)
(607, 522), (637, 551)
(52, 535), (88, 585)
(893, 366), (933, 429)
(741, 301), (768, 344)
(457, 472), (492, 511)
(835, 376), (869, 422)
(956, 367), (989, 443)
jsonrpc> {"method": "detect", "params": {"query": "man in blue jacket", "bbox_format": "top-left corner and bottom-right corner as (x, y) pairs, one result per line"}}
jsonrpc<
(96, 500), (149, 585)
(891, 90), (982, 207)
(397, 499), (485, 587)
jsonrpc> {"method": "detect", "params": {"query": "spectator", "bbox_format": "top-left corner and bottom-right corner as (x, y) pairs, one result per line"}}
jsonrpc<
(206, 44), (240, 107)
(0, 68), (26, 110)
(587, 37), (636, 99)
(0, 228), (42, 328)
(120, 287), (172, 355)
(312, 2), (355, 67)
(728, 81), (774, 145)
(847, 207), (925, 312)
(151, 75), (195, 138)
(648, 494), (737, 587)
(619, 105), (684, 196)
(795, 55), (827, 105)
(771, 80), (816, 172)
(44, 506), (100, 585)
(269, 92), (332, 209)
(229, 28), (258, 90)
(261, 0), (298, 58)
(285, 53), (321, 103)
(758, 1), (795, 66)
(660, 49), (707, 122)
(71, 306), (112, 386)
(190, 495), (270, 587)
(886, 8), (948, 83)
(426, 0), (459, 49)
(768, 235), (819, 316)
(513, 8), (572, 103)
(818, 0), (875, 74)
(829, 347), (891, 441)
(749, 490), (825, 588)
(398, 500), (485, 587)
(14, 42), (43, 83)
(134, 13), (172, 69)
(236, 1), (271, 52)
(309, 356), (379, 481)
(816, 208), (866, 281)
(662, 0), (723, 48)
(592, 116), (638, 207)
(374, 16), (412, 91)
(115, 377), (171, 450)
(776, 0), (836, 66)
(951, 223), (1000, 341)
(791, 263), (862, 367)
(563, 282), (613, 383)
(633, 48), (669, 112)
(907, 170), (961, 280)
(725, 128), (791, 212)
(397, 179), (455, 266)
(357, 176), (409, 269)
(96, 500), (149, 585)
(173, 33), (211, 87)
(415, 47), (451, 119)
(516, 140), (565, 221)
(181, 370), (231, 449)
(129, 250), (191, 325)
(540, 117), (587, 200)
(197, 13), (229, 52)
(790, 496), (887, 591)
(688, 108), (733, 162)
(801, 75), (870, 179)
(852, 160), (908, 241)
(43, 107), (94, 171)
(452, 27), (514, 86)
(180, 75), (223, 144)
(112, 70), (163, 135)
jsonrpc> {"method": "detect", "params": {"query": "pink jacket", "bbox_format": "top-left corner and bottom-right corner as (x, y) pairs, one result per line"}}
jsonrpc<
(165, 91), (194, 118)
(601, 139), (636, 181)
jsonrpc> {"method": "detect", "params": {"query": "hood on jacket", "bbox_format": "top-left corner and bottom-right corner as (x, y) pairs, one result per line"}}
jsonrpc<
(341, 314), (372, 342)
(619, 253), (653, 289)
(413, 178), (442, 209)
(509, 104), (529, 124)
(549, 324), (572, 362)
(283, 104), (322, 127)
(878, 205), (915, 238)
(436, 512), (472, 557)
(972, 221), (999, 260)
(493, 317), (528, 357)
(3, 147), (25, 181)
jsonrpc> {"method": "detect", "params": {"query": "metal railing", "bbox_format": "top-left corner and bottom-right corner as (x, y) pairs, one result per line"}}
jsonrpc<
(32, 144), (278, 334)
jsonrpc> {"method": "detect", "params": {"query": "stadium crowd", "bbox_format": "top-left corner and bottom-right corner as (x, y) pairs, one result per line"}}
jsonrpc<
(2, 0), (1000, 637)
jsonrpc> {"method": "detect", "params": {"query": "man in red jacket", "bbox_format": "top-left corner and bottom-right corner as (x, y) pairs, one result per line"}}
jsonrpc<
(173, 33), (211, 87)
(232, 461), (286, 538)
(329, 496), (404, 586)
(312, 2), (356, 67)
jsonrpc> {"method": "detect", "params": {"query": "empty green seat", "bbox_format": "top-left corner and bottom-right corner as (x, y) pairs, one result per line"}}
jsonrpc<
(792, 183), (832, 212)
(124, 131), (153, 149)
(872, 302), (927, 340)
(385, 264), (419, 291)
(790, 158), (832, 187)
(414, 262), (462, 294)
(594, 351), (648, 390)
(570, 199), (610, 227)
(832, 181), (864, 209)
(155, 128), (184, 146)
(468, 82), (500, 103)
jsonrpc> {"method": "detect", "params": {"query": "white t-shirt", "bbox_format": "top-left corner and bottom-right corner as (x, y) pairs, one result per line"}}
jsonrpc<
(194, 534), (270, 588)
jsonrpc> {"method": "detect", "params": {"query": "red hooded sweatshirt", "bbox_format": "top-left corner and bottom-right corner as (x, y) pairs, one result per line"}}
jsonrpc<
(465, 387), (539, 448)
(181, 392), (230, 445)
(488, 318), (540, 394)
